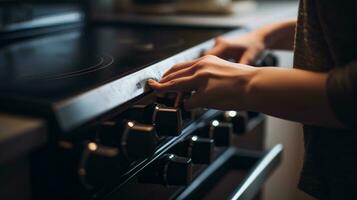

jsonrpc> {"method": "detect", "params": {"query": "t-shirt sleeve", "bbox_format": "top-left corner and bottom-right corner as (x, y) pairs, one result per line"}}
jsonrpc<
(326, 60), (357, 128)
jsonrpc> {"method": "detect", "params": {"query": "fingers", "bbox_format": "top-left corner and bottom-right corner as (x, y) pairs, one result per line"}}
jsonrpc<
(150, 80), (207, 110)
(205, 37), (246, 62)
(148, 76), (197, 92)
(204, 37), (226, 57)
(160, 66), (195, 83)
(161, 54), (216, 82)
(239, 53), (252, 65)
(163, 37), (230, 79)
(239, 49), (259, 65)
(204, 44), (225, 57)
(162, 58), (200, 77)
(149, 78), (204, 110)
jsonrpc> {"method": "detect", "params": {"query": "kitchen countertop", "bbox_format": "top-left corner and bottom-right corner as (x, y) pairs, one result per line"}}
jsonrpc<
(0, 114), (46, 164)
(93, 1), (298, 29)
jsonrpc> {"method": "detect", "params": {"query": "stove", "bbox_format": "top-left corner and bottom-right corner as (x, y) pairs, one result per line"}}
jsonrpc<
(0, 25), (238, 132)
(0, 23), (282, 200)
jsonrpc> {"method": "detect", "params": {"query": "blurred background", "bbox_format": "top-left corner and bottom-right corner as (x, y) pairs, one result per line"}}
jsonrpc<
(0, 0), (298, 34)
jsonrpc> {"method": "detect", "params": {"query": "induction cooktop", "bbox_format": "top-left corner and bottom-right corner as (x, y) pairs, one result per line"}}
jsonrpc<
(0, 25), (246, 132)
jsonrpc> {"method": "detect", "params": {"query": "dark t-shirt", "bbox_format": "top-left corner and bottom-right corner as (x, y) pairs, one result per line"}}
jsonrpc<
(293, 0), (357, 199)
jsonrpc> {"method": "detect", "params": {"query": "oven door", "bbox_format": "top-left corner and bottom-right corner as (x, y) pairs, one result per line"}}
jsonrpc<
(175, 144), (283, 200)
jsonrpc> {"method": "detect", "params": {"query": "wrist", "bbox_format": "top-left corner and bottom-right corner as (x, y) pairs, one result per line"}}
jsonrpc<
(237, 66), (263, 111)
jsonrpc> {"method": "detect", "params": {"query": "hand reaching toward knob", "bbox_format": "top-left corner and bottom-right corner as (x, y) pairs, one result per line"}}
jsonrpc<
(148, 55), (257, 111)
(148, 20), (343, 128)
(148, 24), (278, 111)
(148, 24), (275, 111)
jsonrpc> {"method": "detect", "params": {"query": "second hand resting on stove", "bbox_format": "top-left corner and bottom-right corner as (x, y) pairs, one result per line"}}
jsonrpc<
(148, 20), (342, 128)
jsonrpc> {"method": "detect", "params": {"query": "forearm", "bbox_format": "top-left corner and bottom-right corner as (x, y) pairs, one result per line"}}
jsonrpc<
(245, 67), (343, 128)
(254, 19), (297, 50)
(149, 54), (345, 128)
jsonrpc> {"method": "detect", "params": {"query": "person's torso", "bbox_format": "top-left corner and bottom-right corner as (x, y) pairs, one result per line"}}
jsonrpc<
(293, 0), (357, 199)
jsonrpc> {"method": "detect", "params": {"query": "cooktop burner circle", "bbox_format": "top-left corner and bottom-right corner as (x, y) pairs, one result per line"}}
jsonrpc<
(22, 54), (114, 81)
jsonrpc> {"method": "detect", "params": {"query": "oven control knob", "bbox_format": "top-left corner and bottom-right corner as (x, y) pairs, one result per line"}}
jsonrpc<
(192, 120), (233, 147)
(139, 154), (192, 186)
(126, 104), (157, 124)
(173, 136), (214, 164)
(127, 103), (183, 136)
(153, 105), (182, 137)
(156, 92), (193, 121)
(188, 136), (214, 164)
(156, 92), (180, 107)
(121, 121), (158, 159)
(78, 141), (121, 189)
(209, 120), (233, 146)
(97, 121), (157, 159)
(221, 111), (248, 134)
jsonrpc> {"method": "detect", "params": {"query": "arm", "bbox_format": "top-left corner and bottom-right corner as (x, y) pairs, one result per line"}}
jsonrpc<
(246, 61), (357, 129)
(256, 19), (296, 50)
(246, 67), (343, 128)
(148, 55), (346, 128)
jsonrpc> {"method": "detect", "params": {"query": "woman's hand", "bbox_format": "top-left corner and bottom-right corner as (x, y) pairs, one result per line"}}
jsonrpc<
(204, 32), (266, 65)
(148, 20), (345, 128)
(148, 55), (258, 110)
(148, 56), (342, 128)
(205, 19), (297, 64)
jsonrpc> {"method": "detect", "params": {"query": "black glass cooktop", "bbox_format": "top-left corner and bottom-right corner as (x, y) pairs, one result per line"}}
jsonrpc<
(0, 25), (244, 132)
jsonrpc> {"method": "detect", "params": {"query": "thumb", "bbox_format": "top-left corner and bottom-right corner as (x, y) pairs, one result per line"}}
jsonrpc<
(204, 37), (227, 56)
(204, 45), (225, 57)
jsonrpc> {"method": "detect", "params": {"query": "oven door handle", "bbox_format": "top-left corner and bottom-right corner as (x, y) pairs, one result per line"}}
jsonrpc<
(175, 144), (283, 200)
